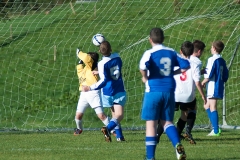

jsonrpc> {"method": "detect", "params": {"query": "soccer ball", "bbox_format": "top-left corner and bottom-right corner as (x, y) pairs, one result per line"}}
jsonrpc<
(92, 34), (105, 46)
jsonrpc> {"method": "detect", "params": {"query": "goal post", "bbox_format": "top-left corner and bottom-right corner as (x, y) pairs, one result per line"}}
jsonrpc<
(222, 37), (240, 129)
(0, 0), (239, 131)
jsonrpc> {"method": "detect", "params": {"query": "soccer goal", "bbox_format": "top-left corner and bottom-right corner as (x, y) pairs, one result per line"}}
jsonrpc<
(0, 0), (239, 132)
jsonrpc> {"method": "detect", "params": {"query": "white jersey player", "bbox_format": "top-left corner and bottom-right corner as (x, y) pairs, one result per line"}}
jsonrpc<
(174, 41), (206, 145)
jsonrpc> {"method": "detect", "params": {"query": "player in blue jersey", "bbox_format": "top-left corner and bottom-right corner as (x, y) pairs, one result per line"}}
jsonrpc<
(82, 41), (127, 142)
(139, 27), (189, 160)
(202, 40), (229, 136)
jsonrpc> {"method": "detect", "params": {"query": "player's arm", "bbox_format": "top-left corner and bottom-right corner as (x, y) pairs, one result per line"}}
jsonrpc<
(195, 81), (207, 104)
(140, 70), (148, 83)
(76, 48), (85, 76)
(192, 65), (207, 104)
(201, 78), (209, 88)
(176, 53), (190, 72)
(82, 62), (108, 92)
(139, 51), (151, 83)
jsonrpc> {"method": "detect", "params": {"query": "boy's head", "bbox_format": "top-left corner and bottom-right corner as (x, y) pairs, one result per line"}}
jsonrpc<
(149, 28), (164, 44)
(99, 41), (112, 56)
(193, 40), (206, 58)
(212, 40), (224, 54)
(87, 52), (99, 70)
(180, 41), (194, 58)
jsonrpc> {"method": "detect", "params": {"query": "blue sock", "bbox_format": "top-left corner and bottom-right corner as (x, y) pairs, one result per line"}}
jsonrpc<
(107, 118), (118, 131)
(146, 136), (156, 159)
(165, 124), (180, 147)
(211, 111), (219, 134)
(206, 108), (211, 120)
(115, 124), (124, 139)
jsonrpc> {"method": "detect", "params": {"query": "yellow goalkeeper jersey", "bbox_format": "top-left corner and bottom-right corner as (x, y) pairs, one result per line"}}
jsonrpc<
(76, 51), (98, 91)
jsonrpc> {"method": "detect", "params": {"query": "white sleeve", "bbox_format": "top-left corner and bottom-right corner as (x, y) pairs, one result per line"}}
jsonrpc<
(192, 63), (201, 82)
(139, 51), (151, 70)
(204, 57), (213, 79)
(90, 60), (105, 90)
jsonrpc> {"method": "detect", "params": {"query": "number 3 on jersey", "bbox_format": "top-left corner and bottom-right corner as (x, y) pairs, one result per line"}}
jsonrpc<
(160, 57), (171, 76)
(180, 71), (187, 81)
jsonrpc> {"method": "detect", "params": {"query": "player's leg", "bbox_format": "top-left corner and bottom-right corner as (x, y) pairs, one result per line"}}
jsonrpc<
(204, 98), (212, 126)
(186, 110), (196, 135)
(156, 120), (163, 144)
(88, 90), (110, 126)
(74, 112), (84, 135)
(105, 92), (126, 141)
(141, 92), (160, 160)
(177, 111), (187, 136)
(145, 120), (158, 160)
(176, 103), (187, 137)
(87, 90), (112, 141)
(94, 106), (109, 126)
(111, 104), (125, 141)
(183, 99), (197, 144)
(157, 102), (182, 144)
(74, 93), (88, 135)
(161, 92), (186, 160)
(208, 98), (220, 135)
(162, 120), (186, 160)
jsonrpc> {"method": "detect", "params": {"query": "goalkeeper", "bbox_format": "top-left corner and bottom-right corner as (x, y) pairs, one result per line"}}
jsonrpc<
(74, 49), (110, 135)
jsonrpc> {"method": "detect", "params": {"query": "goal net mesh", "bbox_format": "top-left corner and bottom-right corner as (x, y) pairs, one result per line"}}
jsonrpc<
(0, 0), (239, 131)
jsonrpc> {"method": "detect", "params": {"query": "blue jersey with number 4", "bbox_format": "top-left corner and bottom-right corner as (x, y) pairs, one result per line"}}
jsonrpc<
(90, 53), (125, 96)
(139, 44), (190, 92)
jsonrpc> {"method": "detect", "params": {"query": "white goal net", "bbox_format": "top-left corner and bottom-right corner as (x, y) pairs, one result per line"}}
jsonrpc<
(0, 0), (239, 131)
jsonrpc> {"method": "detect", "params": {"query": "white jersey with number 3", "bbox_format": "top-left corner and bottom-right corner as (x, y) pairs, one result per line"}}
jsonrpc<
(174, 56), (201, 103)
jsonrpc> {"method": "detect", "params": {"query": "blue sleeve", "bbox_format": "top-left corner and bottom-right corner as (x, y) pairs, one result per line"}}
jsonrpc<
(209, 58), (229, 82)
(222, 60), (229, 83)
(176, 54), (190, 69)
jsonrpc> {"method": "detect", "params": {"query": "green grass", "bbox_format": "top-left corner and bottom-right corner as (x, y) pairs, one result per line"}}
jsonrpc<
(0, 129), (240, 160)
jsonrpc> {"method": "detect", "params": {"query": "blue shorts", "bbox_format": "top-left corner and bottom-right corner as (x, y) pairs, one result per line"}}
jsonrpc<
(141, 91), (175, 121)
(102, 92), (127, 108)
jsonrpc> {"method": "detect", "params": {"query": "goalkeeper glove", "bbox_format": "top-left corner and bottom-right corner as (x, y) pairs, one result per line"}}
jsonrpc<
(76, 48), (80, 58)
(76, 48), (83, 64)
(78, 59), (83, 64)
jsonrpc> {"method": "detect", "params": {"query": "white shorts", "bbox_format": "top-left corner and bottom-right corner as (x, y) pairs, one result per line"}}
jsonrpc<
(76, 90), (104, 114)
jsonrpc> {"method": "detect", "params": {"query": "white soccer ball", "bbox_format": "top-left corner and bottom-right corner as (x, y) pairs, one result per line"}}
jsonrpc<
(92, 34), (105, 46)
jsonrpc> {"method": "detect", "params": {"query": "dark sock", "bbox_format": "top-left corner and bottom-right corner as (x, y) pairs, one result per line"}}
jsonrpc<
(156, 122), (164, 143)
(186, 112), (196, 134)
(177, 118), (186, 136)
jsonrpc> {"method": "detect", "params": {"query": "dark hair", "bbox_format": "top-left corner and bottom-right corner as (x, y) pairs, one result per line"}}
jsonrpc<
(88, 52), (99, 71)
(150, 28), (164, 44)
(212, 40), (224, 53)
(99, 41), (111, 56)
(193, 40), (206, 53)
(180, 41), (194, 58)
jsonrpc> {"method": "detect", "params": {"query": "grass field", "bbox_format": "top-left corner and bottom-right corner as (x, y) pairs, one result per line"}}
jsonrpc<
(1, 129), (240, 160)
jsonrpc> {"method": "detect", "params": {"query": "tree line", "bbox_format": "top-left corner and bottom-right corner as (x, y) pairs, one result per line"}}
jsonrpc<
(0, 0), (74, 21)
